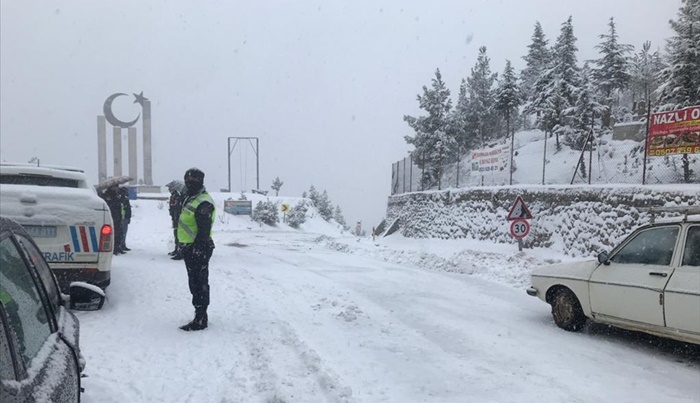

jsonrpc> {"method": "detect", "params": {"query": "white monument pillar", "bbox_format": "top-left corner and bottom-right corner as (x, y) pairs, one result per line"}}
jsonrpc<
(113, 127), (122, 176)
(143, 99), (153, 185)
(97, 116), (107, 182)
(128, 127), (137, 185)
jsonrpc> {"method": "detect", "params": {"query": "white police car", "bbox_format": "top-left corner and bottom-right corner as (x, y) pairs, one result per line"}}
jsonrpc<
(0, 163), (113, 292)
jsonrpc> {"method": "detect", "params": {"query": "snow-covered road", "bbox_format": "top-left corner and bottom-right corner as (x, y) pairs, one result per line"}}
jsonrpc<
(76, 200), (699, 403)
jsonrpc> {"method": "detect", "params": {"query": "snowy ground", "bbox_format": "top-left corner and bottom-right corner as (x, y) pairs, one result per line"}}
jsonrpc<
(76, 198), (700, 403)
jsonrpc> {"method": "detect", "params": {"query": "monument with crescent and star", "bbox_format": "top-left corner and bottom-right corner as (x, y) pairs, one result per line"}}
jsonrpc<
(97, 92), (158, 192)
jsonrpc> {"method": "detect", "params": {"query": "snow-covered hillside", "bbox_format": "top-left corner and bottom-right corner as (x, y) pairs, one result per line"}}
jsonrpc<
(398, 129), (699, 191)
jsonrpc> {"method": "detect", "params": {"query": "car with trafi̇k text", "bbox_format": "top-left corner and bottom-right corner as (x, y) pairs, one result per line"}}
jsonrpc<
(0, 163), (114, 292)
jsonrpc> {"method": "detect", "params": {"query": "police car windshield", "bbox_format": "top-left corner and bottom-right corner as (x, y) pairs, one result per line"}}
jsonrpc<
(0, 174), (80, 188)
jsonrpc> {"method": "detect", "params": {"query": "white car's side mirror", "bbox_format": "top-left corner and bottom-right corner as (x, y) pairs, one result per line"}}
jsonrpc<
(68, 282), (106, 311)
(597, 251), (610, 266)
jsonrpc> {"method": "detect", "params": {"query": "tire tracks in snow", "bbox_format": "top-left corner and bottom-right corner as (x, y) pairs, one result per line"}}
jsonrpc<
(216, 263), (354, 403)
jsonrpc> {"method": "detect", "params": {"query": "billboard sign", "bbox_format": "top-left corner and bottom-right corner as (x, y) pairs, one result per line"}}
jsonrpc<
(470, 144), (511, 173)
(224, 199), (252, 215)
(647, 105), (700, 156)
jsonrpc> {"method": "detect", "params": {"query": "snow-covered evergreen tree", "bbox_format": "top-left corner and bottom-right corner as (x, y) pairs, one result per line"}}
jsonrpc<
(566, 63), (605, 150)
(252, 200), (279, 226)
(286, 201), (308, 229)
(495, 60), (521, 139)
(527, 56), (557, 134)
(307, 185), (320, 206)
(630, 41), (665, 108)
(404, 68), (456, 189)
(450, 79), (475, 153)
(552, 16), (581, 109)
(533, 16), (581, 151)
(656, 0), (700, 109)
(465, 46), (500, 147)
(333, 205), (347, 229)
(271, 177), (284, 196)
(520, 22), (551, 105)
(592, 17), (634, 126)
(317, 190), (334, 221)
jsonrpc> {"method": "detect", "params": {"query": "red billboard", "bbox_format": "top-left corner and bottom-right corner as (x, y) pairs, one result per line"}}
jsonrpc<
(647, 105), (700, 156)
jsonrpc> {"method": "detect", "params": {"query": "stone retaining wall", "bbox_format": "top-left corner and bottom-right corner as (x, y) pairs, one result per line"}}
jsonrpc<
(386, 185), (699, 257)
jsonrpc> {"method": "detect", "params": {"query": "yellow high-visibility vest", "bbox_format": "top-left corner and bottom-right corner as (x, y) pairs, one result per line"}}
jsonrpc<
(177, 193), (215, 244)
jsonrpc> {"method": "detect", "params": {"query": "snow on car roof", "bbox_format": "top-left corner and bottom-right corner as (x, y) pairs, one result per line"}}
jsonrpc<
(0, 163), (88, 181)
(0, 162), (85, 173)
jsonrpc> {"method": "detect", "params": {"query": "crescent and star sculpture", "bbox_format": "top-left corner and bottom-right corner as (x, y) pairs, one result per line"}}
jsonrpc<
(103, 92), (148, 128)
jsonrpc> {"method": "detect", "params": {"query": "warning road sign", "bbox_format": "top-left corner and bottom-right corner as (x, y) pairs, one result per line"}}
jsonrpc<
(280, 202), (290, 213)
(507, 196), (533, 221)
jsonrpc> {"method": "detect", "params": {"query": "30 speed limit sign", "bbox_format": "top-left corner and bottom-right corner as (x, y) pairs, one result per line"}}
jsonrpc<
(510, 219), (530, 238)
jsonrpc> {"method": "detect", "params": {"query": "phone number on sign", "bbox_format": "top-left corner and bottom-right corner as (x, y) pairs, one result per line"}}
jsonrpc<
(648, 146), (700, 156)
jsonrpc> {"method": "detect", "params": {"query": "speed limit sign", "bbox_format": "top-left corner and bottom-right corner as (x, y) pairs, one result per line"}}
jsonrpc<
(510, 219), (530, 238)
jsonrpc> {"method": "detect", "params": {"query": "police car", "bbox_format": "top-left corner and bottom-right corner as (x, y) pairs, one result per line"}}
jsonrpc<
(0, 163), (113, 292)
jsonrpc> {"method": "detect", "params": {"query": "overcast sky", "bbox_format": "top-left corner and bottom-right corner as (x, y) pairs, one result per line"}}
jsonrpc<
(0, 0), (681, 227)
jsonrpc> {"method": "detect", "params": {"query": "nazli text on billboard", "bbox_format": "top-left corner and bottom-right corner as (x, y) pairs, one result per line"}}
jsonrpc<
(647, 105), (700, 157)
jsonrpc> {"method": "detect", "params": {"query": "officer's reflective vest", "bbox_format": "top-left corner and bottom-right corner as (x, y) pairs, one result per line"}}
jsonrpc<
(177, 193), (215, 244)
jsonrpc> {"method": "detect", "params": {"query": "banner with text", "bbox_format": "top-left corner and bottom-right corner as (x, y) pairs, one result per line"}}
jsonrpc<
(470, 144), (511, 174)
(647, 105), (700, 156)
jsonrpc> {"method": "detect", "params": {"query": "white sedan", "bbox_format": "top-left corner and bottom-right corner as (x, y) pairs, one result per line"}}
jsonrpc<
(527, 210), (700, 345)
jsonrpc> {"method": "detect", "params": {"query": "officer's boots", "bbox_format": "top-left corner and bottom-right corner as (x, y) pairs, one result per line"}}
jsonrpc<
(179, 306), (208, 331)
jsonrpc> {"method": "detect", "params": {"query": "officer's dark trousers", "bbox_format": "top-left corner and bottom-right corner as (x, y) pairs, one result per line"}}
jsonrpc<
(121, 219), (129, 247)
(183, 243), (213, 308)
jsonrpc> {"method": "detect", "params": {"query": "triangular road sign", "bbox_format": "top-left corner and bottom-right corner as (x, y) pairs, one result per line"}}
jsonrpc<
(507, 196), (533, 221)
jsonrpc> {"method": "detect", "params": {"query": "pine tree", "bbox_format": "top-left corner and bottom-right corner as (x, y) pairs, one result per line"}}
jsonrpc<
(465, 46), (500, 148)
(495, 60), (521, 184)
(552, 16), (581, 109)
(656, 0), (700, 109)
(567, 63), (605, 150)
(527, 57), (556, 133)
(307, 185), (319, 206)
(495, 60), (521, 139)
(404, 68), (456, 189)
(630, 41), (665, 108)
(592, 17), (634, 127)
(287, 201), (308, 228)
(252, 200), (279, 226)
(317, 190), (334, 221)
(521, 22), (551, 104)
(538, 16), (581, 151)
(271, 177), (284, 196)
(451, 79), (474, 152)
(333, 205), (347, 229)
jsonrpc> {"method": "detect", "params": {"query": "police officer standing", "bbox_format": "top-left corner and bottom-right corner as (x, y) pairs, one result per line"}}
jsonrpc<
(100, 185), (124, 255)
(177, 168), (215, 331)
(166, 180), (185, 258)
(119, 187), (132, 251)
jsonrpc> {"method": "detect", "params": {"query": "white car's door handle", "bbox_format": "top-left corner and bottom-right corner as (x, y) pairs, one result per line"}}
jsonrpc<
(649, 272), (668, 277)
